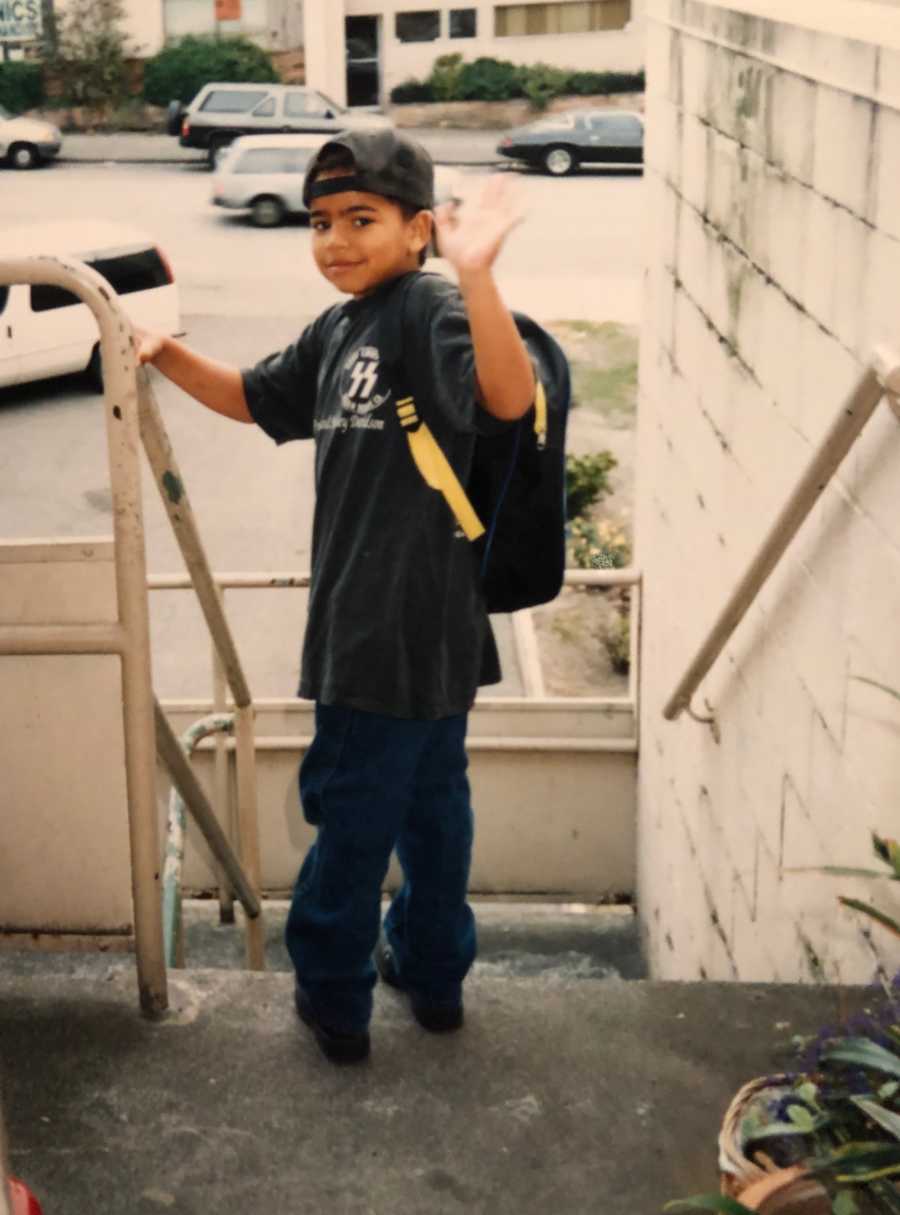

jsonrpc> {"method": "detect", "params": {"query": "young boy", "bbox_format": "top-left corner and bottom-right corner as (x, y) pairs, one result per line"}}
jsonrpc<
(135, 129), (535, 1064)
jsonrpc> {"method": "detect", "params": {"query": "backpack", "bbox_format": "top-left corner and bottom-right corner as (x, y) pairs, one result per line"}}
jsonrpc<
(380, 273), (570, 614)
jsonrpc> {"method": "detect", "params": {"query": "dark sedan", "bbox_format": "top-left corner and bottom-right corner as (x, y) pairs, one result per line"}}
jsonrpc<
(498, 109), (643, 176)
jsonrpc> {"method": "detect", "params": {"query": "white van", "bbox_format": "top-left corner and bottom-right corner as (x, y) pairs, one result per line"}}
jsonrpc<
(0, 221), (181, 392)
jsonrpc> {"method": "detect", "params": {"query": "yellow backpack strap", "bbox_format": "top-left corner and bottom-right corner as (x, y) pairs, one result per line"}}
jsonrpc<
(396, 397), (485, 541)
(533, 378), (547, 450)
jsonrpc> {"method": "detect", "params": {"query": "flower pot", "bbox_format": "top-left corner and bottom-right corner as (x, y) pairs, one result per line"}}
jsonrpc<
(718, 1076), (830, 1214)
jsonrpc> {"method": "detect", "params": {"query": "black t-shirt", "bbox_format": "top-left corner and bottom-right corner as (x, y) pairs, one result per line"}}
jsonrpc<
(242, 271), (503, 720)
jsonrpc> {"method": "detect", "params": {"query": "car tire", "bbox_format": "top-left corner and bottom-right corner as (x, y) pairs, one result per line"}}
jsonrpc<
(542, 145), (577, 177)
(9, 142), (39, 170)
(166, 100), (185, 137)
(207, 135), (231, 169)
(86, 343), (104, 393)
(251, 196), (286, 228)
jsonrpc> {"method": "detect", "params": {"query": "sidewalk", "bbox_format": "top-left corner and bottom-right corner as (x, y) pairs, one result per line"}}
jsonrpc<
(59, 127), (504, 167)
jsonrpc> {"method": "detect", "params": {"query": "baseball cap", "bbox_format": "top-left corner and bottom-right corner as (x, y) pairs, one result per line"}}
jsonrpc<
(303, 129), (435, 212)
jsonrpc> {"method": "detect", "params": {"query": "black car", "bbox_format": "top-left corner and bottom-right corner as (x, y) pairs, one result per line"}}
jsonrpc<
(498, 109), (643, 176)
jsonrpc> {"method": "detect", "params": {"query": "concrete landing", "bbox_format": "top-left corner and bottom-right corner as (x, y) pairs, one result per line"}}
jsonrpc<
(0, 970), (867, 1215)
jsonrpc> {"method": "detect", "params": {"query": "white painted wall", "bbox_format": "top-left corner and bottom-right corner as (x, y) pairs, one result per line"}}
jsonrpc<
(637, 0), (900, 984)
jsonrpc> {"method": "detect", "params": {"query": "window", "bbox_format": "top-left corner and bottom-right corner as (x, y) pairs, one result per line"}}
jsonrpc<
(30, 249), (169, 313)
(395, 10), (440, 42)
(495, 1), (630, 36)
(284, 91), (309, 117)
(253, 98), (276, 117)
(200, 88), (270, 113)
(449, 8), (476, 37)
(235, 147), (313, 174)
(0, 286), (8, 314)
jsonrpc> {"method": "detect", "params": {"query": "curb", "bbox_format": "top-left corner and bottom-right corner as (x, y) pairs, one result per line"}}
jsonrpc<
(57, 155), (506, 168)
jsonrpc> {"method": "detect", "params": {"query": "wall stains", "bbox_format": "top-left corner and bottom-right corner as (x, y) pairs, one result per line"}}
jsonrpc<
(162, 471), (183, 505)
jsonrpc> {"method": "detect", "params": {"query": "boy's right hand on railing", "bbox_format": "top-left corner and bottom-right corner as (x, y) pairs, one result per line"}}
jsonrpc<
(132, 326), (165, 366)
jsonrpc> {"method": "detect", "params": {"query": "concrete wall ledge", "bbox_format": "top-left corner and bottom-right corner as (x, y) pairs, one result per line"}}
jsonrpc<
(653, 0), (900, 50)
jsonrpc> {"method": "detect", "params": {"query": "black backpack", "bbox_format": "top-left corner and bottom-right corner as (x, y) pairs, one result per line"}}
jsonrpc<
(380, 273), (570, 614)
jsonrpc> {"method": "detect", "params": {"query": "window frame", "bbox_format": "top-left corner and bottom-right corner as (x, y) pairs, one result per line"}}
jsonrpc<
(395, 9), (441, 43)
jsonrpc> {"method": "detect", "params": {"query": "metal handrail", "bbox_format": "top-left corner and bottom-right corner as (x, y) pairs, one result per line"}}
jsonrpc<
(663, 347), (900, 733)
(0, 257), (264, 1015)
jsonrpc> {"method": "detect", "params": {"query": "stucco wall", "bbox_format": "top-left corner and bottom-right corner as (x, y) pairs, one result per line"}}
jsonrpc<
(637, 0), (900, 983)
(340, 0), (646, 104)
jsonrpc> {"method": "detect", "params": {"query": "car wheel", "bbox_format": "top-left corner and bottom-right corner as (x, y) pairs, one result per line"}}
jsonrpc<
(542, 145), (577, 177)
(9, 143), (39, 170)
(86, 343), (104, 394)
(251, 196), (286, 228)
(207, 135), (231, 169)
(166, 100), (185, 137)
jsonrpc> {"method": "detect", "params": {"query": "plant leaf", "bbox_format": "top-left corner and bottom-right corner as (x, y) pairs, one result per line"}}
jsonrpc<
(850, 1096), (900, 1142)
(838, 898), (900, 938)
(832, 1192), (859, 1215)
(821, 1038), (900, 1079)
(879, 1081), (900, 1100)
(663, 1198), (756, 1214)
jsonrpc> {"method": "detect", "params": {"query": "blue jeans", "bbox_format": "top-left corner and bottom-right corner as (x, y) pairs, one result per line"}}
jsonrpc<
(285, 703), (477, 1034)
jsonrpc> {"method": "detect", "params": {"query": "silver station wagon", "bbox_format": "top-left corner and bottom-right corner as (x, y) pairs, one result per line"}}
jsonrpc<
(211, 134), (463, 231)
(211, 134), (324, 227)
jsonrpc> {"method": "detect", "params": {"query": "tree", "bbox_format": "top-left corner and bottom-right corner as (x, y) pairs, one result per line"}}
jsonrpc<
(43, 0), (130, 108)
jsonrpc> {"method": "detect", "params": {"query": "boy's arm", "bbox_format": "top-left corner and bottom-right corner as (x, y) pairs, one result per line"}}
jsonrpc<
(434, 177), (534, 422)
(134, 329), (253, 424)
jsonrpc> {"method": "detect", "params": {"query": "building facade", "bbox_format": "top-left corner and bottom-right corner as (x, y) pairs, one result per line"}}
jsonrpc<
(58, 0), (644, 107)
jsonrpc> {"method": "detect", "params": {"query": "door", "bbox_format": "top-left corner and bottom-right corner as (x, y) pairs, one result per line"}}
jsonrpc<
(282, 88), (343, 134)
(345, 15), (380, 108)
(584, 113), (643, 164)
(0, 285), (22, 388)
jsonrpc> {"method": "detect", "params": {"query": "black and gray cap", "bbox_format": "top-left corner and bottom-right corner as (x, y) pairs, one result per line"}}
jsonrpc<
(303, 128), (435, 211)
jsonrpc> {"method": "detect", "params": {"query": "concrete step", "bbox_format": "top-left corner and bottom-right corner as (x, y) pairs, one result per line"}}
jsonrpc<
(0, 899), (647, 981)
(0, 966), (863, 1215)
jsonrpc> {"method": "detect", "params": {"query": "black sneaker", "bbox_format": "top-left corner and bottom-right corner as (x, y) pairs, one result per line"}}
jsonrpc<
(375, 937), (464, 1034)
(294, 985), (370, 1064)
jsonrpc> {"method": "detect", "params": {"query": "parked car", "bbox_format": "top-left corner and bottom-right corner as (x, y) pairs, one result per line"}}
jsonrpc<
(211, 133), (463, 232)
(0, 105), (62, 170)
(211, 133), (323, 226)
(0, 220), (180, 392)
(497, 109), (644, 176)
(169, 82), (392, 167)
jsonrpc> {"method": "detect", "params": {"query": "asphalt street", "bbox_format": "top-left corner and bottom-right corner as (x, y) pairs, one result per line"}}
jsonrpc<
(0, 158), (644, 699)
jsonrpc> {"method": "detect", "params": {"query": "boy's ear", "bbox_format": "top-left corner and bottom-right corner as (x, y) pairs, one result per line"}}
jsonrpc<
(408, 209), (433, 256)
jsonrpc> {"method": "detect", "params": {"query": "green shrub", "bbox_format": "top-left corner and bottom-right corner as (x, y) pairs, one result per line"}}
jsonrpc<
(0, 62), (44, 113)
(389, 77), (435, 104)
(566, 68), (645, 96)
(606, 613), (630, 675)
(429, 52), (464, 102)
(520, 62), (570, 110)
(565, 451), (617, 521)
(43, 0), (130, 108)
(568, 517), (630, 571)
(142, 35), (279, 106)
(456, 56), (523, 102)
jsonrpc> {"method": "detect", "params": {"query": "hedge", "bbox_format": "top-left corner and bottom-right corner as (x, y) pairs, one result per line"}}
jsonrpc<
(390, 58), (644, 108)
(0, 62), (45, 114)
(142, 34), (279, 106)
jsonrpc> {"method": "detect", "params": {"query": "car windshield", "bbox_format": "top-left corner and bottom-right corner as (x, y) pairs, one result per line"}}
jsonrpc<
(0, 105), (11, 121)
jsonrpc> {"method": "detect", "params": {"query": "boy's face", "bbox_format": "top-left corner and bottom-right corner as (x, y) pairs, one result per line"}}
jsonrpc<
(309, 175), (432, 297)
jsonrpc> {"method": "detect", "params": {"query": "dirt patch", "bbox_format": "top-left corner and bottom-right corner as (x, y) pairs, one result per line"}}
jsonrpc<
(532, 320), (639, 698)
